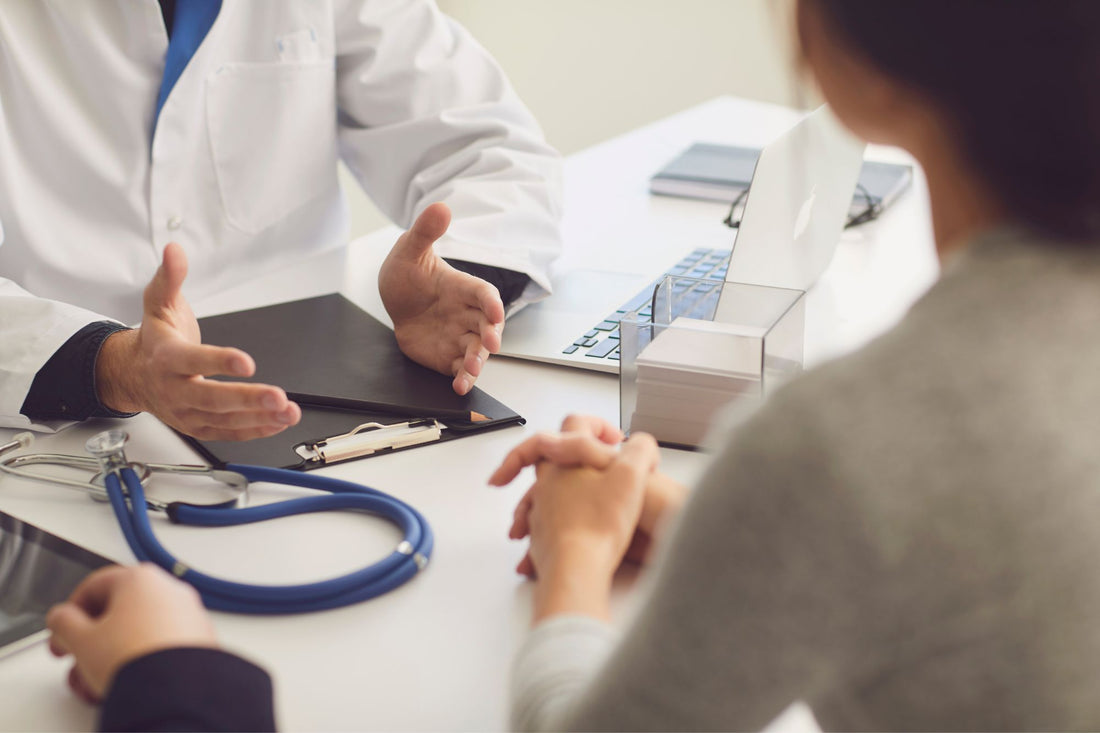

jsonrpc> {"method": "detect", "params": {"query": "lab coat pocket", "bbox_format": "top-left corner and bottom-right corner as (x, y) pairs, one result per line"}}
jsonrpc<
(206, 61), (337, 234)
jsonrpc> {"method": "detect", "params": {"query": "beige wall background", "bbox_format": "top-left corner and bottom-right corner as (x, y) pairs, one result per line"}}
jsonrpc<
(342, 0), (800, 237)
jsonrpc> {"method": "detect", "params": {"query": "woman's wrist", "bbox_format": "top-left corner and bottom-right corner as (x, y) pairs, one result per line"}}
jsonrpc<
(532, 537), (619, 624)
(642, 475), (688, 533)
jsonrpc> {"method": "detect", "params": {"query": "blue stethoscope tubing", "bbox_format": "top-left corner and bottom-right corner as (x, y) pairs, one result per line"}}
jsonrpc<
(102, 463), (434, 615)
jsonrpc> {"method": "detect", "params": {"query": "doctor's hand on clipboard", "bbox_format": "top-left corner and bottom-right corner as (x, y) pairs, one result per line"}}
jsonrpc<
(379, 203), (506, 396)
(95, 244), (302, 442)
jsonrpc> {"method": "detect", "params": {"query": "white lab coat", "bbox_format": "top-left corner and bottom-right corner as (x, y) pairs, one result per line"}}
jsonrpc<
(0, 0), (563, 431)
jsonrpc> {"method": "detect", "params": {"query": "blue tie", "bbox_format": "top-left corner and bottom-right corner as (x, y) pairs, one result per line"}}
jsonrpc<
(155, 0), (222, 128)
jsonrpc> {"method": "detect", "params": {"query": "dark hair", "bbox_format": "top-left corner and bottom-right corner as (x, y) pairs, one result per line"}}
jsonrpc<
(806, 0), (1100, 241)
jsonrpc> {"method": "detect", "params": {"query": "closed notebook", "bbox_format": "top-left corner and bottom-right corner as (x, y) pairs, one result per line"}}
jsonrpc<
(650, 142), (913, 212)
(185, 293), (524, 470)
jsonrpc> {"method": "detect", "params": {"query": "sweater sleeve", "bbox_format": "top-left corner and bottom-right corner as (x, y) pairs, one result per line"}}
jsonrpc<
(510, 615), (617, 732)
(98, 647), (276, 732)
(513, 395), (891, 731)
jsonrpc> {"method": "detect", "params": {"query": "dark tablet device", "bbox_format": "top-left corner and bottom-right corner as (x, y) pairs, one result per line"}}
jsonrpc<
(0, 511), (114, 659)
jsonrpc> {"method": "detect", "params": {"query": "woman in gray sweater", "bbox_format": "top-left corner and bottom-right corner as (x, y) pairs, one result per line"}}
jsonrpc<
(491, 1), (1100, 730)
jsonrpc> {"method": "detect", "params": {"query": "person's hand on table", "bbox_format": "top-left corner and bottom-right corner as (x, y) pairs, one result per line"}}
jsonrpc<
(95, 243), (301, 441)
(378, 202), (506, 396)
(491, 415), (688, 575)
(490, 414), (664, 621)
(46, 564), (218, 704)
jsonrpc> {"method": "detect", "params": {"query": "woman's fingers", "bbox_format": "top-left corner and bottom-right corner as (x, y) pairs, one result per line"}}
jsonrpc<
(559, 414), (624, 444)
(515, 552), (535, 578)
(617, 432), (660, 475)
(489, 431), (617, 486)
(510, 488), (535, 539)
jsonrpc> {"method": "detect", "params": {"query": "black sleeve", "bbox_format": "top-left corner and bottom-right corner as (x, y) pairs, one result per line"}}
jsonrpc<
(445, 259), (530, 310)
(20, 321), (137, 422)
(99, 647), (276, 732)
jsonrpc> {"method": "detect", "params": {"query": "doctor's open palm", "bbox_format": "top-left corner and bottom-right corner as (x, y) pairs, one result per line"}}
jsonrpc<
(379, 203), (506, 396)
(94, 243), (301, 441)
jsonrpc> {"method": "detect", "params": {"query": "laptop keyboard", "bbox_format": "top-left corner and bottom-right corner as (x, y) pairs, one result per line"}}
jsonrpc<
(563, 247), (732, 361)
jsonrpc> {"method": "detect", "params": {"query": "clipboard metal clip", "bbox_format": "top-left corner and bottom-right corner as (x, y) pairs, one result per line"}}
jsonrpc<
(294, 419), (445, 465)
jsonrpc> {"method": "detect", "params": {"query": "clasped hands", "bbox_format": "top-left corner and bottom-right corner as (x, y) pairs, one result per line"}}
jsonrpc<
(96, 202), (504, 440)
(489, 415), (687, 622)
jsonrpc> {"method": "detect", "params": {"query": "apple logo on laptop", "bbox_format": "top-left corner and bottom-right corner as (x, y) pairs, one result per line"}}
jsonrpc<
(793, 185), (818, 242)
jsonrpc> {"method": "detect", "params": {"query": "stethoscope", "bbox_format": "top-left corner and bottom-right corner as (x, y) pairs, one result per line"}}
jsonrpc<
(0, 429), (433, 615)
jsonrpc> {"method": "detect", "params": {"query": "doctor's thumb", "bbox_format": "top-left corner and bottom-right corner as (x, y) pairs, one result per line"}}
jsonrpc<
(144, 243), (189, 309)
(402, 203), (452, 257)
(159, 243), (189, 292)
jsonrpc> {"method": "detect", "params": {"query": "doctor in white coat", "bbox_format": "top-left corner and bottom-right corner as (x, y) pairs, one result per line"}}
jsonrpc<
(0, 0), (562, 440)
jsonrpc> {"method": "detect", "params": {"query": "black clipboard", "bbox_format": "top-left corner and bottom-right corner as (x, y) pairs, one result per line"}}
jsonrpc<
(183, 294), (524, 470)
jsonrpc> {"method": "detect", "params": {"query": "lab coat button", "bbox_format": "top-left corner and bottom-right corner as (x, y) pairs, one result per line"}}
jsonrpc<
(167, 216), (182, 230)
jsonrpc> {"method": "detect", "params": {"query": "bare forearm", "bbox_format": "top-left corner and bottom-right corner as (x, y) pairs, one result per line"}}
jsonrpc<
(533, 541), (617, 624)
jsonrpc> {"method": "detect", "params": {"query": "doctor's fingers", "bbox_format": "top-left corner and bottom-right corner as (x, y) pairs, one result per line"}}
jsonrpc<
(464, 280), (506, 333)
(446, 303), (503, 356)
(177, 378), (294, 415)
(466, 291), (505, 353)
(153, 339), (255, 379)
(171, 408), (298, 442)
(449, 333), (487, 395)
(451, 340), (489, 393)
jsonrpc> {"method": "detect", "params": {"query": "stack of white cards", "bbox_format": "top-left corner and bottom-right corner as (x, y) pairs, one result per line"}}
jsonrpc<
(629, 317), (766, 446)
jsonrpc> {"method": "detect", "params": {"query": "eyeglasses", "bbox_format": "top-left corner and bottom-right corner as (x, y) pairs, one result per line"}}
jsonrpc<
(723, 182), (882, 230)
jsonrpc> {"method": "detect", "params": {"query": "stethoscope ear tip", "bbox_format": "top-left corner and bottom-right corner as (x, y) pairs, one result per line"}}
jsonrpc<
(1, 432), (34, 457)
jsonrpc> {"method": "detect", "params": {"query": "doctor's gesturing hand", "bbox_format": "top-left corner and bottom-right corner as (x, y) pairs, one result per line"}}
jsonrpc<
(379, 203), (506, 396)
(94, 244), (301, 441)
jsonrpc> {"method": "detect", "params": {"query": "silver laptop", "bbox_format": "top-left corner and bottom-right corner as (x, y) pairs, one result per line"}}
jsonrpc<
(500, 105), (865, 373)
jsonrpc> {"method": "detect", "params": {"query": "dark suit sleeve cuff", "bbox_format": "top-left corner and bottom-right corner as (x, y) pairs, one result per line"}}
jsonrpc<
(99, 647), (276, 732)
(20, 321), (136, 422)
(445, 259), (530, 310)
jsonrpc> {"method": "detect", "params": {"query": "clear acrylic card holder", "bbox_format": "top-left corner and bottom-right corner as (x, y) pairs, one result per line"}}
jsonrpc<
(620, 276), (805, 448)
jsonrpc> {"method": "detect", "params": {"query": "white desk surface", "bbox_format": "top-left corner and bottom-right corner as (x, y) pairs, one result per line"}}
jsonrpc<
(0, 96), (937, 731)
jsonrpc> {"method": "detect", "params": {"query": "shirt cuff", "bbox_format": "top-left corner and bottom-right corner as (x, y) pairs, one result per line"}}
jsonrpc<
(99, 647), (276, 732)
(445, 258), (531, 310)
(20, 321), (136, 422)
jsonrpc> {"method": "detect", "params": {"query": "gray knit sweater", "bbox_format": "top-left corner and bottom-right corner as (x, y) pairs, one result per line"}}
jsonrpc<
(512, 228), (1100, 731)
